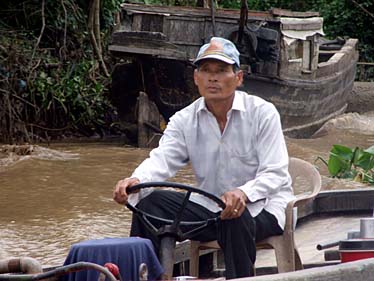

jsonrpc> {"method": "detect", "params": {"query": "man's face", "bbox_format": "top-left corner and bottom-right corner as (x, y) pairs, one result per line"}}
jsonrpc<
(194, 59), (243, 104)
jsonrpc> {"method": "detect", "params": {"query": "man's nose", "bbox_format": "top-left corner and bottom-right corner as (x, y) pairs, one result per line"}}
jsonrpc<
(207, 71), (218, 81)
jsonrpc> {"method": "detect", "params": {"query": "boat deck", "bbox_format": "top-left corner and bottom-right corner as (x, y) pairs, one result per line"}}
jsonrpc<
(255, 213), (370, 269)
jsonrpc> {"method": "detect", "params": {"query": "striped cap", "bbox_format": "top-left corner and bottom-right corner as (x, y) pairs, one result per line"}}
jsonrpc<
(193, 37), (240, 67)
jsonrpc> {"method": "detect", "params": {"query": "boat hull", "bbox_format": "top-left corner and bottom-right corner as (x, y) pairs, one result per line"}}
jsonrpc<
(241, 50), (358, 137)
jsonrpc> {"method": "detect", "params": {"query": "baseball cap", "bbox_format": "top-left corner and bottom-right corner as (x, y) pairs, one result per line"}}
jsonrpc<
(193, 37), (240, 67)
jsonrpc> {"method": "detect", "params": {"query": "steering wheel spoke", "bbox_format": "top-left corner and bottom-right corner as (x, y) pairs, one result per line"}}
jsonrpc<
(170, 190), (192, 229)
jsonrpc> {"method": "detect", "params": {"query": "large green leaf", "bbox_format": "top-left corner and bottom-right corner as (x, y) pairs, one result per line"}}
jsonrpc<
(355, 152), (374, 171)
(364, 145), (374, 170)
(331, 144), (354, 161)
(328, 152), (349, 176)
(364, 146), (374, 155)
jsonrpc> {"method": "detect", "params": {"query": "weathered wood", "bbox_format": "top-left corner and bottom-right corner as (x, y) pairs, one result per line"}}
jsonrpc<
(294, 188), (374, 222)
(271, 8), (319, 18)
(255, 262), (341, 277)
(281, 23), (323, 31)
(109, 44), (187, 60)
(137, 91), (161, 148)
(174, 240), (217, 264)
(241, 258), (374, 281)
(122, 3), (273, 21)
(314, 188), (374, 214)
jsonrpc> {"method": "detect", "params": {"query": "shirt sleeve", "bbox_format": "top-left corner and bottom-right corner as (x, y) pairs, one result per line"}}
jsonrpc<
(131, 112), (189, 183)
(128, 112), (189, 206)
(237, 103), (291, 202)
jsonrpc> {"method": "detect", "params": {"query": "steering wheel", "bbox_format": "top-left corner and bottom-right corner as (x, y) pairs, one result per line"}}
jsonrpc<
(125, 181), (226, 241)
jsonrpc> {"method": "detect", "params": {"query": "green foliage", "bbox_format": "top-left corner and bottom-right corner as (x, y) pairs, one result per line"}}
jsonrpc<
(0, 0), (122, 143)
(31, 60), (110, 128)
(102, 0), (123, 27)
(317, 144), (374, 184)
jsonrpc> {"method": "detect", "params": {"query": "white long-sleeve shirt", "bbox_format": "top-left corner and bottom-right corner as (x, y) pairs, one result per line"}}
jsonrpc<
(130, 90), (294, 229)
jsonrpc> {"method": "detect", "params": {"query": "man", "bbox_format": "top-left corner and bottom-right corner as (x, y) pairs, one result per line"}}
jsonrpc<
(113, 37), (294, 279)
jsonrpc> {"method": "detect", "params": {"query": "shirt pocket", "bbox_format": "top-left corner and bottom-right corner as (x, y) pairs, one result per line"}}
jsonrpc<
(229, 148), (259, 186)
(230, 146), (258, 164)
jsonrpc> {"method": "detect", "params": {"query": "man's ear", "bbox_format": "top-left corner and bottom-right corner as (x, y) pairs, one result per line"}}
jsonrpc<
(193, 69), (199, 86)
(236, 70), (244, 87)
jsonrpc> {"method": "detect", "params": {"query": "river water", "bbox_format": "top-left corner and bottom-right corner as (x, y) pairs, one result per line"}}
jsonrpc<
(1, 112), (374, 267)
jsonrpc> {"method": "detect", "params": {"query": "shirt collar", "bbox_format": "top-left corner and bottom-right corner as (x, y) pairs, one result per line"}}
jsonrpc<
(196, 91), (246, 114)
(196, 97), (207, 113)
(231, 91), (246, 112)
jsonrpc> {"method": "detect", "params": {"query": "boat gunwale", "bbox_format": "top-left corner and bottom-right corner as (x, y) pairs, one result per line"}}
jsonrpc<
(121, 3), (320, 20)
(121, 3), (275, 21)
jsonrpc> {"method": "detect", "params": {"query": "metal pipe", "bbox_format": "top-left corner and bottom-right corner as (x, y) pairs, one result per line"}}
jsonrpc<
(159, 236), (176, 280)
(316, 241), (340, 251)
(0, 258), (43, 275)
(0, 262), (117, 281)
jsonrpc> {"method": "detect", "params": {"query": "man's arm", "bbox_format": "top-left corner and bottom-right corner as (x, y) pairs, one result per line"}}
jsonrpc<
(113, 112), (189, 205)
(131, 113), (189, 182)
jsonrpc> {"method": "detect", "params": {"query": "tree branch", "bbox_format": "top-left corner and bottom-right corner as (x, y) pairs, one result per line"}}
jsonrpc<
(31, 0), (46, 62)
(60, 0), (68, 60)
(349, 0), (374, 19)
(88, 0), (109, 77)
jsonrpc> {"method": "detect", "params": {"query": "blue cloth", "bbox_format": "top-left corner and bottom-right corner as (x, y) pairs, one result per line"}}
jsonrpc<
(61, 237), (163, 281)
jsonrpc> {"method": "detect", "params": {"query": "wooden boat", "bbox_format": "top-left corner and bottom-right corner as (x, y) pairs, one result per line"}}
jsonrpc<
(109, 3), (359, 138)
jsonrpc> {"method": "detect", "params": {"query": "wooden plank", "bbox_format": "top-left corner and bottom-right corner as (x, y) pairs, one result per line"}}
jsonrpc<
(167, 17), (206, 43)
(108, 45), (188, 60)
(122, 3), (275, 21)
(281, 23), (323, 31)
(137, 92), (161, 148)
(302, 40), (311, 71)
(132, 14), (142, 30)
(246, 258), (374, 281)
(174, 240), (218, 264)
(271, 7), (320, 18)
(314, 189), (374, 214)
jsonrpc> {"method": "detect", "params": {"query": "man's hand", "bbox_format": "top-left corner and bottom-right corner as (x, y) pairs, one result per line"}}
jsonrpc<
(220, 189), (248, 220)
(113, 177), (140, 205)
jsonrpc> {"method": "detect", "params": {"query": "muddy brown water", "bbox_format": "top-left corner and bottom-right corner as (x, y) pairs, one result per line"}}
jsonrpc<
(1, 123), (374, 267)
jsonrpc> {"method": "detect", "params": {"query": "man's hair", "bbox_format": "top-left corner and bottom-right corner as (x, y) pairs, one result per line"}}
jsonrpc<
(233, 65), (240, 72)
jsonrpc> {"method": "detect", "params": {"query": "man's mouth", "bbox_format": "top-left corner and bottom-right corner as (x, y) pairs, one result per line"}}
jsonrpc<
(207, 86), (219, 91)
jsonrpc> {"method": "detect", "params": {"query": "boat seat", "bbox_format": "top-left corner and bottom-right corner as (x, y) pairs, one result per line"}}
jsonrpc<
(189, 157), (322, 277)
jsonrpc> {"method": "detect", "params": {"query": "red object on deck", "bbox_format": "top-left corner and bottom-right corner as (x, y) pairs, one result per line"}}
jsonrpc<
(104, 263), (120, 279)
(340, 250), (374, 262)
(339, 239), (374, 262)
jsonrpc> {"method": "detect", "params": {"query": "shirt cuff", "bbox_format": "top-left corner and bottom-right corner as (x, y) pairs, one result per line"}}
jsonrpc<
(238, 180), (265, 203)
